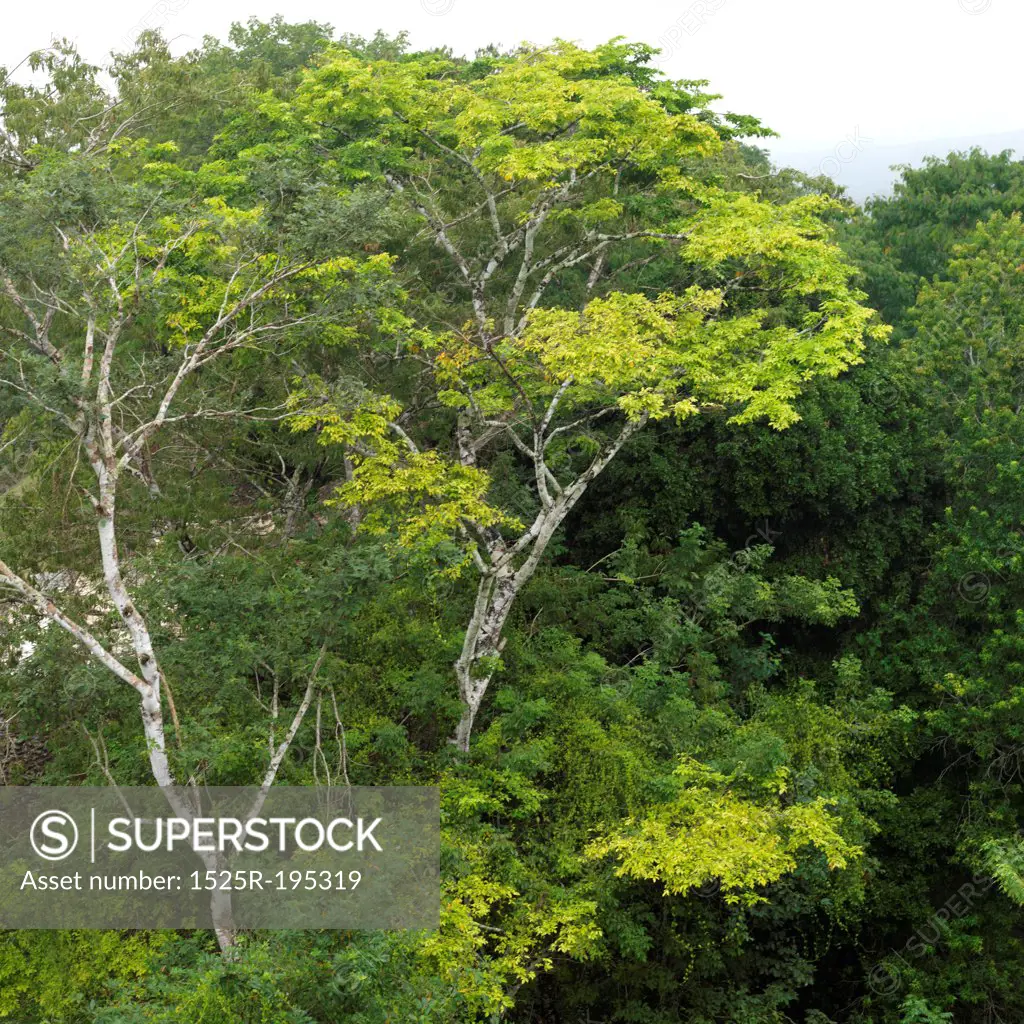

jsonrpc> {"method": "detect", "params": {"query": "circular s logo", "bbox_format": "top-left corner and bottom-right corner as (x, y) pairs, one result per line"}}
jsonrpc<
(957, 572), (991, 604)
(30, 810), (79, 861)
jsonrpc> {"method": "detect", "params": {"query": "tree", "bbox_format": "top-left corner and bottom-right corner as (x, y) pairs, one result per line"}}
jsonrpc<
(845, 148), (1024, 325)
(871, 213), (1024, 869)
(0, 136), (390, 948)
(10, 24), (1017, 1021)
(284, 40), (889, 749)
(0, 41), (111, 174)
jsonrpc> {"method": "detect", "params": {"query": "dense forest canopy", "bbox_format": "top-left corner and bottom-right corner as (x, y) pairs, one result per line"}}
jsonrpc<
(1, 18), (1023, 1024)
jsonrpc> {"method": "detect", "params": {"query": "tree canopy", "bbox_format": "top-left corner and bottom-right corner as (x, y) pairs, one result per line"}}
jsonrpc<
(0, 19), (1022, 1024)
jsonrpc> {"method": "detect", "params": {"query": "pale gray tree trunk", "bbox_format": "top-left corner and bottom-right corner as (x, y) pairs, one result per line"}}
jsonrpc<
(0, 242), (323, 953)
(452, 415), (645, 751)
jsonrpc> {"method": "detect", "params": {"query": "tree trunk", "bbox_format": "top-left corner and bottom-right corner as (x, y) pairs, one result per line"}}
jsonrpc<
(450, 416), (646, 751)
(208, 853), (237, 952)
(451, 527), (556, 751)
(456, 565), (520, 749)
(282, 466), (313, 540)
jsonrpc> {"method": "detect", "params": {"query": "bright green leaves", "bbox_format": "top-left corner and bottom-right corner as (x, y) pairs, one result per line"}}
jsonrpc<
(684, 192), (837, 270)
(1, 137), (391, 365)
(425, 874), (601, 1018)
(979, 836), (1024, 905)
(423, 764), (604, 1020)
(294, 40), (720, 188)
(337, 450), (521, 556)
(519, 288), (723, 416)
(587, 755), (860, 905)
(442, 42), (719, 184)
(406, 187), (885, 436)
(680, 191), (891, 426)
(288, 378), (403, 448)
(291, 377), (520, 562)
(516, 209), (885, 431)
(280, 38), (887, 610)
(0, 930), (167, 1021)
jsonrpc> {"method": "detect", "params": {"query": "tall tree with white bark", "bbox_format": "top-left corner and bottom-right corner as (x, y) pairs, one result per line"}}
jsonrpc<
(0, 139), (392, 947)
(284, 40), (889, 750)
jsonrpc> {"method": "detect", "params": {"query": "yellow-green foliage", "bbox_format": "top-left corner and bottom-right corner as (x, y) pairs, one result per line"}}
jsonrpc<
(980, 837), (1024, 905)
(285, 37), (887, 561)
(295, 40), (720, 186)
(0, 931), (166, 1020)
(290, 377), (521, 559)
(424, 773), (604, 1019)
(587, 756), (860, 905)
(338, 449), (522, 554)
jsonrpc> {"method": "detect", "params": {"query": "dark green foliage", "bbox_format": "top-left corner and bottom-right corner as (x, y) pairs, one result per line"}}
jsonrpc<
(845, 148), (1024, 325)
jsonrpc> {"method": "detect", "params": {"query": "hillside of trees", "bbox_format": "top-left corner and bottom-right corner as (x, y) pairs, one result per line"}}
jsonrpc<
(2, 20), (1024, 1023)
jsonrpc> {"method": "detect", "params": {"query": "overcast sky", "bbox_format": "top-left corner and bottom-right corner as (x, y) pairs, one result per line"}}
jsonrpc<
(2, 0), (1018, 176)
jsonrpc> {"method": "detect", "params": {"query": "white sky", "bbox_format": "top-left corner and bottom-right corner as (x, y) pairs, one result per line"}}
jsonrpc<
(1, 0), (1018, 161)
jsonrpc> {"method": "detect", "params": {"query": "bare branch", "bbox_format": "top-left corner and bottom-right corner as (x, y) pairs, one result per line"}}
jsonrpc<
(248, 642), (328, 820)
(0, 558), (148, 695)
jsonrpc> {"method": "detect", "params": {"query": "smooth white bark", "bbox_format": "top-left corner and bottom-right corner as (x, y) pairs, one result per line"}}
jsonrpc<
(1, 235), (325, 951)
